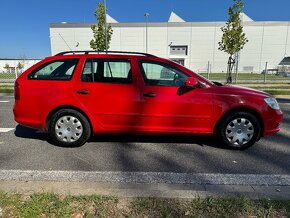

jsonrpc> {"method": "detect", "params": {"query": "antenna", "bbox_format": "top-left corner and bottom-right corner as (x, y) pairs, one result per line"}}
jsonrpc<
(58, 33), (73, 52)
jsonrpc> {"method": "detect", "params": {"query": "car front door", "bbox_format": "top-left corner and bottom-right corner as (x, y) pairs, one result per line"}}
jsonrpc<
(74, 57), (141, 133)
(138, 60), (213, 134)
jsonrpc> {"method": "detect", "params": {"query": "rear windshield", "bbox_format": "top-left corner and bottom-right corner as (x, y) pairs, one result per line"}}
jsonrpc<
(28, 59), (79, 80)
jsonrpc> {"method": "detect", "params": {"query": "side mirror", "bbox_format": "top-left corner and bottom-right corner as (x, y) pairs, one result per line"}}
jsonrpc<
(185, 77), (199, 88)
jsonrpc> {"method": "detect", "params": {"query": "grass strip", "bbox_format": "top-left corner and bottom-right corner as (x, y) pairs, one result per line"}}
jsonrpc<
(248, 86), (290, 89)
(200, 73), (290, 81)
(0, 88), (14, 93)
(0, 74), (17, 79)
(0, 192), (289, 217)
(263, 90), (290, 95)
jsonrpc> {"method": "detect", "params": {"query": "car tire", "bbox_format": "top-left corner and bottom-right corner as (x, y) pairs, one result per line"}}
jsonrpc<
(49, 109), (91, 147)
(216, 111), (261, 150)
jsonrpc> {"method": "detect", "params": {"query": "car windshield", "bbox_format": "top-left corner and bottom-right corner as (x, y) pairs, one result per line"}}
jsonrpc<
(186, 68), (218, 86)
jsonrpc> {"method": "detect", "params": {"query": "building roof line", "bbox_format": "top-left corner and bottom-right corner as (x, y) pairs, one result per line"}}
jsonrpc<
(50, 21), (290, 29)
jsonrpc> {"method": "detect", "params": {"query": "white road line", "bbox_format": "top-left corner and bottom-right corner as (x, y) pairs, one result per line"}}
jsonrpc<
(0, 170), (289, 186)
(0, 128), (14, 133)
(0, 101), (9, 103)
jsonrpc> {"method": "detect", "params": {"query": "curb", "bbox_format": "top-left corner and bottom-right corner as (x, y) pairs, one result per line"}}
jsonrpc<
(1, 170), (290, 199)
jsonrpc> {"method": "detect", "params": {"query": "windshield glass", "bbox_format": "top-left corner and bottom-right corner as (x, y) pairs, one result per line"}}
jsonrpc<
(187, 69), (216, 85)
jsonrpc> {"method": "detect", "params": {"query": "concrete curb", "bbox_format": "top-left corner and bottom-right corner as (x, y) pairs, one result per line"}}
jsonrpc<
(0, 170), (290, 199)
(1, 170), (290, 186)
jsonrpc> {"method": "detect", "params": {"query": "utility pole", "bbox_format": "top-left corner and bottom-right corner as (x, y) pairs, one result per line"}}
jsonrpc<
(144, 13), (150, 53)
(104, 0), (108, 52)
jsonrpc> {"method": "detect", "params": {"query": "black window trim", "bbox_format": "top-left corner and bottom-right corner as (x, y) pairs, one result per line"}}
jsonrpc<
(27, 58), (79, 81)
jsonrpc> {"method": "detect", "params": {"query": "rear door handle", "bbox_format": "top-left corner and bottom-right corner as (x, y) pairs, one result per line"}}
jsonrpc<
(143, 93), (156, 98)
(76, 89), (89, 95)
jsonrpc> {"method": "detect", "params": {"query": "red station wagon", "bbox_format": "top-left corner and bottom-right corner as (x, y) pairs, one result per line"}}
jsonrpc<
(13, 51), (283, 149)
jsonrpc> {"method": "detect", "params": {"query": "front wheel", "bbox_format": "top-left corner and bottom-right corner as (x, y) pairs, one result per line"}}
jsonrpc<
(216, 111), (261, 149)
(49, 109), (91, 147)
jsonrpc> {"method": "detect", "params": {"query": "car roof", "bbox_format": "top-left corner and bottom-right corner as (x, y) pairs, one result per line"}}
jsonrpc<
(55, 50), (157, 58)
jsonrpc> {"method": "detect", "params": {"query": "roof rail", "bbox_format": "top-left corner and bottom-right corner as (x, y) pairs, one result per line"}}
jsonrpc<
(55, 50), (156, 57)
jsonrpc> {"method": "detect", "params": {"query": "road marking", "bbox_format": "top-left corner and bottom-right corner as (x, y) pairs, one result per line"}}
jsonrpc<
(0, 170), (289, 186)
(0, 101), (9, 103)
(0, 128), (14, 133)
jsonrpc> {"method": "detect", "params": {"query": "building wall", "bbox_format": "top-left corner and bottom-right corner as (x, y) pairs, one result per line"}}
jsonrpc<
(50, 21), (290, 73)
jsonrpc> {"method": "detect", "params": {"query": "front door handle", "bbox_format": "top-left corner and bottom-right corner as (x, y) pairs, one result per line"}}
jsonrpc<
(143, 93), (156, 98)
(76, 89), (89, 95)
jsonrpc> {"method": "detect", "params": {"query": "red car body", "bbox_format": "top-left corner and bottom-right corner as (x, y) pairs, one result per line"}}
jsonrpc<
(13, 52), (283, 148)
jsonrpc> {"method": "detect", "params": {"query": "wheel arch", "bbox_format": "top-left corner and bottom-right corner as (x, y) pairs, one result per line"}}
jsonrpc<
(214, 107), (264, 137)
(46, 105), (94, 136)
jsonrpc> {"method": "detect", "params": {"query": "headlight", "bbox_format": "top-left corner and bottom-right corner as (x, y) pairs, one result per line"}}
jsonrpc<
(264, 97), (280, 110)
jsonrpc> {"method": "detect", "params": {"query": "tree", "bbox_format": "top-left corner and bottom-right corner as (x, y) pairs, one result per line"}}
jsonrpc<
(4, 64), (10, 73)
(90, 2), (113, 51)
(17, 62), (24, 75)
(218, 0), (248, 83)
(17, 62), (24, 70)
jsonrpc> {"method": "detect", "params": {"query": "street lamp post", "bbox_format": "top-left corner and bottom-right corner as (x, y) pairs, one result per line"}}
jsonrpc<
(144, 13), (150, 53)
(104, 0), (108, 52)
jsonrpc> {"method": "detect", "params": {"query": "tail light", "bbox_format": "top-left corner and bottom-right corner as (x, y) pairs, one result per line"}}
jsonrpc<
(14, 81), (20, 100)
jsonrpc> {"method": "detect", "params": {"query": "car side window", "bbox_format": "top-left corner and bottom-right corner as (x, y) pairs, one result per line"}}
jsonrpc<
(28, 59), (78, 80)
(81, 59), (132, 84)
(139, 61), (188, 87)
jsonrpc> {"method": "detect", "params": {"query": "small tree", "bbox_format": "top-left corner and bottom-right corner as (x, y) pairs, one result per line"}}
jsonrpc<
(17, 62), (24, 75)
(4, 64), (10, 73)
(17, 62), (24, 70)
(218, 0), (248, 83)
(90, 2), (113, 51)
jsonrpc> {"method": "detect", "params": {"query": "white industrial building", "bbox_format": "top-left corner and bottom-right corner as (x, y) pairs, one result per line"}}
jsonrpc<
(49, 12), (290, 73)
(0, 58), (41, 74)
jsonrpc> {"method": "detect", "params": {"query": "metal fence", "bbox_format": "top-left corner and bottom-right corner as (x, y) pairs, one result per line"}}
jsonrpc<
(198, 61), (290, 84)
(1, 61), (290, 85)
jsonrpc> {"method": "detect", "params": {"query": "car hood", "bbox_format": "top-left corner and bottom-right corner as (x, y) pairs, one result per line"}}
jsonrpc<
(215, 84), (272, 98)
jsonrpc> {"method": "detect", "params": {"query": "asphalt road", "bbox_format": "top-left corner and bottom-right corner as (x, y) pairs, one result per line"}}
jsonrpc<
(0, 95), (289, 175)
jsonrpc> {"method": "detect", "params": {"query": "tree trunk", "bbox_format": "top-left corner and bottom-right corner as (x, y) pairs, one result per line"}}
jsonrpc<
(226, 55), (235, 83)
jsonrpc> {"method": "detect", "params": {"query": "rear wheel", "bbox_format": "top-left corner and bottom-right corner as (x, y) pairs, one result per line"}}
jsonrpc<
(49, 109), (91, 147)
(216, 111), (261, 149)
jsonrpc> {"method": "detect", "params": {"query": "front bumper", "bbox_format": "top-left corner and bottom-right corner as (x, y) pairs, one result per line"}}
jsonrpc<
(263, 109), (283, 136)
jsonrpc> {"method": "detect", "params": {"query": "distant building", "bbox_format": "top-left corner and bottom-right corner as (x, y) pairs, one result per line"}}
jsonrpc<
(49, 12), (290, 73)
(278, 56), (290, 76)
(0, 58), (41, 74)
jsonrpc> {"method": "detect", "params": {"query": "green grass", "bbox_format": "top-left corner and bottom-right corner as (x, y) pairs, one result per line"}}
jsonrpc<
(248, 86), (290, 89)
(0, 73), (17, 79)
(200, 73), (290, 81)
(0, 193), (289, 217)
(0, 86), (14, 93)
(263, 89), (290, 95)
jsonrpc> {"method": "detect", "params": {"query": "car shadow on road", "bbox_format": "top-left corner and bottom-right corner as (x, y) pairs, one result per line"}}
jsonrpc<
(14, 124), (227, 149)
(89, 134), (226, 149)
(14, 125), (48, 141)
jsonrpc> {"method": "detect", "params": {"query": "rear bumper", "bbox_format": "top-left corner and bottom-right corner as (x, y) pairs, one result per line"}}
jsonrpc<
(13, 101), (46, 130)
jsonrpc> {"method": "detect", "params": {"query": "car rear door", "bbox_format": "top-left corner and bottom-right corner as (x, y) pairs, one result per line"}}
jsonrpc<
(74, 56), (141, 133)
